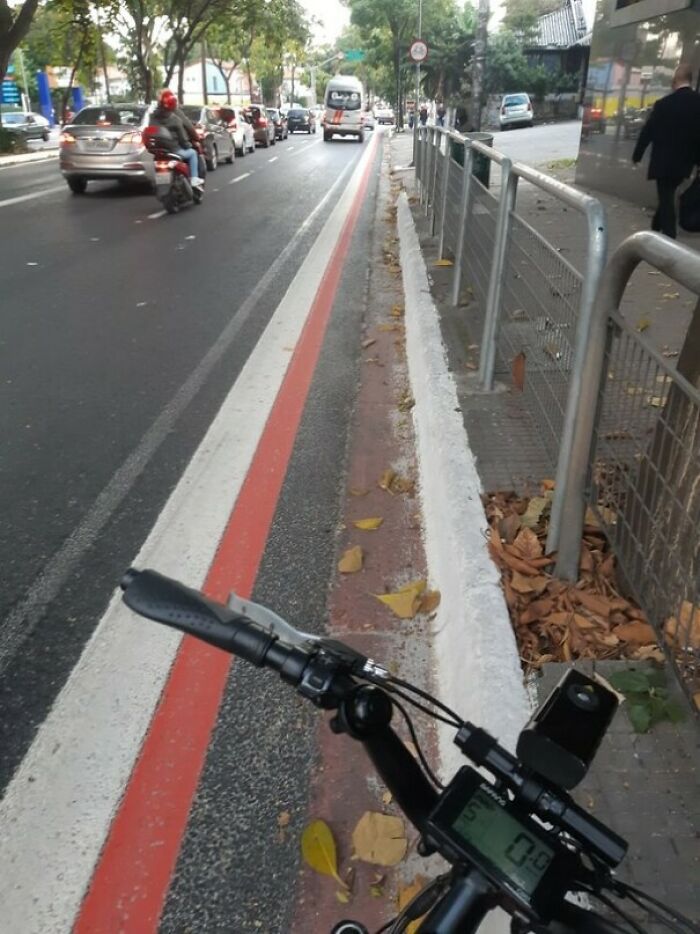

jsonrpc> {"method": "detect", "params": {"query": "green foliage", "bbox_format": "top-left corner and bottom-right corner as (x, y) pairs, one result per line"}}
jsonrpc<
(0, 125), (28, 153)
(609, 668), (686, 734)
(484, 30), (570, 100)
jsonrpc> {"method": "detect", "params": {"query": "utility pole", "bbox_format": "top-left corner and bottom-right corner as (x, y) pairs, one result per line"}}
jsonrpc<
(201, 40), (208, 104)
(415, 0), (422, 120)
(471, 0), (489, 130)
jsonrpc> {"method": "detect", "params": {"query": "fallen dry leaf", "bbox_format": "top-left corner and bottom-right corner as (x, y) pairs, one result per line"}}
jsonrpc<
(513, 527), (542, 561)
(301, 819), (347, 887)
(434, 258), (454, 267)
(512, 351), (526, 392)
(398, 875), (429, 934)
(354, 517), (384, 531)
(662, 292), (680, 299)
(390, 304), (404, 318)
(418, 590), (441, 614)
(614, 621), (657, 644)
(362, 338), (377, 349)
(665, 602), (700, 649)
(352, 811), (407, 867)
(349, 487), (369, 497)
(635, 317), (650, 332)
(374, 579), (426, 619)
(377, 322), (403, 332)
(378, 468), (396, 491)
(338, 546), (364, 574)
(336, 890), (351, 904)
(382, 790), (393, 806)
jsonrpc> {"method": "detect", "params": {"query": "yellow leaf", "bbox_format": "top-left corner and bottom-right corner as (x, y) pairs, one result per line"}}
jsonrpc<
(374, 579), (427, 619)
(662, 292), (680, 299)
(301, 819), (347, 887)
(352, 811), (407, 866)
(434, 258), (454, 267)
(377, 322), (402, 332)
(378, 468), (396, 491)
(647, 396), (664, 408)
(418, 590), (441, 614)
(354, 517), (384, 530)
(635, 317), (650, 332)
(338, 546), (364, 574)
(390, 304), (404, 318)
(398, 876), (429, 934)
(349, 487), (369, 497)
(370, 883), (384, 897)
(336, 890), (351, 904)
(382, 790), (393, 806)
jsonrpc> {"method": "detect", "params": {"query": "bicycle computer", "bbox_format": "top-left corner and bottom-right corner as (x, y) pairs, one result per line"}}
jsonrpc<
(426, 767), (576, 920)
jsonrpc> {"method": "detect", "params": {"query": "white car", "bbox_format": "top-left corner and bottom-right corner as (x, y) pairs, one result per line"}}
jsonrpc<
(216, 106), (255, 156)
(375, 108), (394, 126)
(363, 111), (376, 130)
(498, 93), (533, 130)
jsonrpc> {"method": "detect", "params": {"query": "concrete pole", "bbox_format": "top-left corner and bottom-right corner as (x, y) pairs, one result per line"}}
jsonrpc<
(471, 0), (489, 130)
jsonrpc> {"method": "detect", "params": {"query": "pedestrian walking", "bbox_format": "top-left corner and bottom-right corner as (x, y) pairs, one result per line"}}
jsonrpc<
(632, 63), (700, 239)
(419, 105), (428, 126)
(437, 102), (446, 127)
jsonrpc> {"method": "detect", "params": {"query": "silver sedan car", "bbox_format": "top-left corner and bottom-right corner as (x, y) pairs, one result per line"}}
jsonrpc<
(59, 104), (155, 194)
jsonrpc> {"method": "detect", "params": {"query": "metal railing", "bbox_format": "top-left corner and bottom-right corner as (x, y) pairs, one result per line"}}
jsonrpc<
(414, 125), (607, 550)
(413, 131), (700, 706)
(553, 232), (700, 705)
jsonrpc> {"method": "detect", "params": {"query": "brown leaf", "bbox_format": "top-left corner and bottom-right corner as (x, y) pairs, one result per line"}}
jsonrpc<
(632, 644), (665, 663)
(573, 590), (613, 619)
(579, 544), (595, 573)
(338, 546), (364, 574)
(614, 621), (657, 644)
(542, 478), (556, 491)
(390, 304), (404, 318)
(570, 613), (599, 631)
(418, 590), (441, 614)
(349, 487), (369, 497)
(362, 338), (377, 349)
(352, 811), (407, 866)
(518, 597), (554, 624)
(512, 351), (526, 392)
(665, 602), (700, 649)
(511, 572), (549, 595)
(513, 527), (543, 560)
(499, 512), (521, 544)
(398, 876), (429, 934)
(500, 550), (542, 577)
(378, 468), (396, 491)
(520, 496), (550, 529)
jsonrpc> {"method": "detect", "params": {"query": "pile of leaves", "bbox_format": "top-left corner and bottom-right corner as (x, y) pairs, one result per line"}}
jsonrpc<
(484, 488), (663, 669)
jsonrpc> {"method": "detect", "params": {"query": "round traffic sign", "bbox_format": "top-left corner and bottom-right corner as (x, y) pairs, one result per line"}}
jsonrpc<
(409, 39), (428, 63)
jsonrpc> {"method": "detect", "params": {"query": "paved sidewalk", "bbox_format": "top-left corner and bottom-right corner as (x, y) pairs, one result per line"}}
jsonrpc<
(390, 130), (700, 928)
(0, 148), (58, 168)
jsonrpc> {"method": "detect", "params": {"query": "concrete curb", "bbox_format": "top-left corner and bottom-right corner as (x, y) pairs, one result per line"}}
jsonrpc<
(396, 190), (529, 776)
(0, 149), (58, 169)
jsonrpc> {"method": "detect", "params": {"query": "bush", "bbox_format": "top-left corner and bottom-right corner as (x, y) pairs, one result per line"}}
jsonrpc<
(0, 127), (28, 154)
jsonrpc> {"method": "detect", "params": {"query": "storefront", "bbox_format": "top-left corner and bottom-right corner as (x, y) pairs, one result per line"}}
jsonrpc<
(576, 0), (700, 205)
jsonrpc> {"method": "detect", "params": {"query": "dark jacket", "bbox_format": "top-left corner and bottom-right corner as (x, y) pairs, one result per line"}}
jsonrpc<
(632, 86), (700, 182)
(151, 105), (196, 149)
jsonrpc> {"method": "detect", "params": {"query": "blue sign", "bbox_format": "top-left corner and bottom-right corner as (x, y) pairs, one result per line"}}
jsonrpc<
(2, 80), (20, 105)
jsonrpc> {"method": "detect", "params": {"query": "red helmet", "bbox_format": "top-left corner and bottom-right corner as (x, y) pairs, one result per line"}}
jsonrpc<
(159, 89), (177, 111)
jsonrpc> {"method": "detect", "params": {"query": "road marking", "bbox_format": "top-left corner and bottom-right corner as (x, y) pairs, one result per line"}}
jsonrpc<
(268, 156), (278, 163)
(0, 184), (65, 208)
(286, 145), (294, 150)
(287, 139), (323, 159)
(76, 129), (380, 934)
(229, 172), (251, 184)
(0, 139), (375, 934)
(147, 209), (166, 219)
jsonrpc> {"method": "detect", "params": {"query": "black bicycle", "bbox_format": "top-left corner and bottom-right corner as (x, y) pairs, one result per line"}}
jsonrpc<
(120, 569), (698, 934)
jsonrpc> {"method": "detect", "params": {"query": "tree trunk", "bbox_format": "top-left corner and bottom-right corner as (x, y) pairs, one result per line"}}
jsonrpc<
(177, 47), (186, 103)
(0, 0), (42, 85)
(60, 30), (88, 123)
(245, 59), (253, 102)
(471, 0), (489, 130)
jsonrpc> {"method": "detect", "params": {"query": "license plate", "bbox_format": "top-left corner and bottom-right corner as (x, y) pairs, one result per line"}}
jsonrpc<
(87, 139), (112, 151)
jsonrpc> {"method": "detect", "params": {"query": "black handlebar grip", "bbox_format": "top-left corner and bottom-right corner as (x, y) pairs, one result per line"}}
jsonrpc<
(120, 568), (276, 667)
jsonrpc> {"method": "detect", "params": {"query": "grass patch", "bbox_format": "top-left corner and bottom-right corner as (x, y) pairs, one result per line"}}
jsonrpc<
(547, 157), (577, 171)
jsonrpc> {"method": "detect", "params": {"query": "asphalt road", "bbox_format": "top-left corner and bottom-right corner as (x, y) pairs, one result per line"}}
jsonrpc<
(492, 119), (583, 166)
(0, 130), (382, 931)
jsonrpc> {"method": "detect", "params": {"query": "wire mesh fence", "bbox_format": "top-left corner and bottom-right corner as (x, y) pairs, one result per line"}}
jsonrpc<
(498, 212), (583, 467)
(460, 179), (499, 345)
(587, 313), (700, 704)
(443, 156), (463, 257)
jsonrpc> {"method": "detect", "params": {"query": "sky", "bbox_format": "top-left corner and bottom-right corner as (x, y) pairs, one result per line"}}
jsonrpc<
(303, 0), (597, 46)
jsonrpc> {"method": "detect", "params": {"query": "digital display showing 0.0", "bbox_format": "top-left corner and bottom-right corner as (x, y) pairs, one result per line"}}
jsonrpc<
(452, 789), (554, 896)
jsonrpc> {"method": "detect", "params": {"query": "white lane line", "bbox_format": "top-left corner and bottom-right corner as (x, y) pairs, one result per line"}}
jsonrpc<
(286, 145), (294, 150)
(147, 209), (166, 220)
(229, 172), (251, 184)
(287, 139), (323, 159)
(0, 142), (375, 934)
(0, 184), (65, 208)
(268, 156), (278, 163)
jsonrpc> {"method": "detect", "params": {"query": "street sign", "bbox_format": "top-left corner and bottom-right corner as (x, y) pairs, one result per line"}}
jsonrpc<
(409, 39), (429, 63)
(2, 79), (20, 105)
(343, 49), (365, 62)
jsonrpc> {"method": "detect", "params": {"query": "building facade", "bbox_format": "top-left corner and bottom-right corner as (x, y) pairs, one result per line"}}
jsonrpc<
(576, 0), (700, 204)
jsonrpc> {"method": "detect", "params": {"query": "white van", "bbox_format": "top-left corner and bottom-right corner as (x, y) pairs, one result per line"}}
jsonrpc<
(324, 75), (365, 143)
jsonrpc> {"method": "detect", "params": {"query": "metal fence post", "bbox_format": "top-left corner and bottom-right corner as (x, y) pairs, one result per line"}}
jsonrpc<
(478, 156), (517, 390)
(552, 232), (700, 580)
(423, 128), (433, 216)
(429, 128), (440, 221)
(546, 197), (607, 559)
(451, 141), (474, 307)
(437, 133), (453, 256)
(415, 127), (423, 199)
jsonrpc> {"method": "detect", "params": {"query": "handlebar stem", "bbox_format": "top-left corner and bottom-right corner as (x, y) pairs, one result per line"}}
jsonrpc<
(330, 686), (439, 834)
(418, 868), (496, 934)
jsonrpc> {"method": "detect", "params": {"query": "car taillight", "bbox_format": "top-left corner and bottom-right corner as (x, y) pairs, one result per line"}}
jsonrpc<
(120, 130), (142, 145)
(60, 131), (77, 144)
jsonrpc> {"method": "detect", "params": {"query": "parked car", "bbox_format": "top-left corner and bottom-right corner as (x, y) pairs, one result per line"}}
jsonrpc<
(363, 110), (376, 130)
(216, 105), (255, 156)
(59, 104), (154, 194)
(181, 105), (235, 169)
(1, 111), (50, 141)
(266, 108), (288, 140)
(243, 105), (276, 148)
(498, 93), (533, 129)
(287, 108), (315, 134)
(622, 106), (650, 140)
(374, 108), (394, 126)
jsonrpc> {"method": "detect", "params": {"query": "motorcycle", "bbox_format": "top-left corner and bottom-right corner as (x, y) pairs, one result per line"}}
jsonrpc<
(143, 125), (206, 214)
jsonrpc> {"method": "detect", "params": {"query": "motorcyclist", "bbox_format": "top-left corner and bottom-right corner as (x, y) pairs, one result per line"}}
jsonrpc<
(151, 89), (204, 188)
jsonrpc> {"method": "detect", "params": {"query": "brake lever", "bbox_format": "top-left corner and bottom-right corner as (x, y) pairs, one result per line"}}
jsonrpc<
(227, 592), (317, 648)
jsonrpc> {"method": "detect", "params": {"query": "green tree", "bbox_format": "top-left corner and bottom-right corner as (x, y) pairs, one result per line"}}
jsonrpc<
(105, 0), (167, 102)
(0, 0), (41, 87)
(419, 3), (475, 102)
